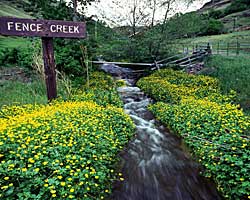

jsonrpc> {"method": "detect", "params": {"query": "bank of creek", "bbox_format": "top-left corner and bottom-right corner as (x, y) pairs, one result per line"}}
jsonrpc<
(100, 63), (221, 200)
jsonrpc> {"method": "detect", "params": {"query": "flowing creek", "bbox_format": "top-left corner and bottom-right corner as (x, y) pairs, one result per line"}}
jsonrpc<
(101, 64), (221, 200)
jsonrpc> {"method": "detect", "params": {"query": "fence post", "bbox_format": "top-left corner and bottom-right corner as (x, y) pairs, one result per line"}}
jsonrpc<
(217, 42), (219, 54)
(227, 42), (229, 56)
(236, 38), (240, 56)
(207, 43), (212, 55)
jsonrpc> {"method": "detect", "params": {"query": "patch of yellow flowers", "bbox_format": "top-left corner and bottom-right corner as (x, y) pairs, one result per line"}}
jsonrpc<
(139, 69), (250, 200)
(0, 72), (135, 199)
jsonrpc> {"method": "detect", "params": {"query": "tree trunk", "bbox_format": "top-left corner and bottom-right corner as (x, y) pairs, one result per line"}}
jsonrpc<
(132, 0), (137, 36)
(73, 0), (78, 21)
(151, 0), (156, 27)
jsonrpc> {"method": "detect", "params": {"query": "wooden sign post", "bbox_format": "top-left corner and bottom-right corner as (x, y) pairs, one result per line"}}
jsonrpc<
(0, 17), (86, 101)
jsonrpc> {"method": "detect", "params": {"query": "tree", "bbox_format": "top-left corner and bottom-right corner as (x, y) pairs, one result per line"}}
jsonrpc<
(71, 0), (99, 21)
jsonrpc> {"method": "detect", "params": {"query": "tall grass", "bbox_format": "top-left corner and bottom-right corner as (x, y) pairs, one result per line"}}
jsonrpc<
(203, 55), (250, 114)
(0, 75), (75, 108)
(0, 79), (47, 107)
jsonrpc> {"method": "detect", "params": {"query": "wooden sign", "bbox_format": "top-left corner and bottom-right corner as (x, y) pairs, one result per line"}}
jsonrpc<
(0, 17), (86, 38)
(0, 17), (87, 101)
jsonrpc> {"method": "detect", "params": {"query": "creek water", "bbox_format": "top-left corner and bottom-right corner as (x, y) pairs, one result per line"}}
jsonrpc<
(101, 64), (221, 200)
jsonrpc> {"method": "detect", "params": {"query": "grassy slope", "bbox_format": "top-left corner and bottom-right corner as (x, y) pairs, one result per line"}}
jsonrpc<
(0, 2), (32, 18)
(202, 55), (250, 114)
(200, 0), (250, 31)
(179, 30), (250, 44)
(221, 9), (250, 31)
(0, 1), (32, 50)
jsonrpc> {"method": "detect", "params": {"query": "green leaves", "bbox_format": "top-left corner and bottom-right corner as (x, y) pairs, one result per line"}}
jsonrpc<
(139, 69), (250, 200)
(0, 72), (135, 199)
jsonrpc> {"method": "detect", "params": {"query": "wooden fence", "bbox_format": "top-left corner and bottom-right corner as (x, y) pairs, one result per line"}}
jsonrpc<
(174, 42), (250, 57)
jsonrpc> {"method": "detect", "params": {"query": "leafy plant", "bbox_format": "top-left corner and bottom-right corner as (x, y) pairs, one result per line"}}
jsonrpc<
(0, 72), (135, 199)
(138, 69), (250, 199)
(202, 19), (224, 36)
(0, 101), (134, 199)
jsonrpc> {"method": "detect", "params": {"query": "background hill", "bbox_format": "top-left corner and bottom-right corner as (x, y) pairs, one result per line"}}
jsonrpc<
(199, 0), (232, 11)
(200, 0), (250, 32)
(0, 0), (34, 51)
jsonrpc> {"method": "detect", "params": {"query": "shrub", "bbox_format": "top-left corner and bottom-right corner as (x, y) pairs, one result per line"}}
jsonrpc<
(202, 19), (224, 36)
(0, 46), (37, 70)
(0, 101), (134, 199)
(208, 9), (224, 19)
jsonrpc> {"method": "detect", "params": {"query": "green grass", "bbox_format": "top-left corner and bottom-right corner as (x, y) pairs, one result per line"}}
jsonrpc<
(0, 1), (32, 18)
(0, 36), (30, 50)
(0, 79), (47, 108)
(173, 31), (250, 56)
(0, 1), (32, 50)
(202, 54), (250, 113)
(220, 9), (250, 30)
(179, 31), (250, 45)
(0, 74), (80, 108)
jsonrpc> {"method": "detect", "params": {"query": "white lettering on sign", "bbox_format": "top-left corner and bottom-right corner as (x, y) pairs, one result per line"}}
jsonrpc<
(7, 22), (14, 30)
(7, 22), (43, 32)
(57, 25), (63, 32)
(30, 24), (36, 32)
(50, 25), (56, 32)
(74, 26), (79, 33)
(22, 23), (29, 31)
(37, 24), (43, 32)
(63, 25), (68, 33)
(69, 26), (74, 33)
(49, 24), (79, 34)
(15, 23), (22, 31)
(5, 21), (81, 35)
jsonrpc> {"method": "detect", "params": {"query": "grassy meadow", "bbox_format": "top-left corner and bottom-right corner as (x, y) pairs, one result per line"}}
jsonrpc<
(202, 54), (250, 114)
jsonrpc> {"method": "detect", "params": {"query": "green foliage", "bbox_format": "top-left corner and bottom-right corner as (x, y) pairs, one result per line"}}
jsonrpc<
(203, 55), (250, 112)
(0, 47), (34, 69)
(0, 100), (134, 199)
(208, 9), (224, 19)
(150, 100), (250, 200)
(0, 79), (47, 108)
(166, 12), (205, 38)
(224, 0), (250, 15)
(26, 0), (73, 20)
(202, 19), (224, 36)
(138, 69), (250, 199)
(137, 69), (234, 104)
(70, 72), (123, 108)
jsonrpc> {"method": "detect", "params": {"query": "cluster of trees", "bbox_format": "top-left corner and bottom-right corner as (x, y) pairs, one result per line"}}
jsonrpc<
(1, 0), (227, 73)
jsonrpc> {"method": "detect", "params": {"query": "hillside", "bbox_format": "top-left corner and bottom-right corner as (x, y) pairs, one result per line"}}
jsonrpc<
(200, 0), (250, 32)
(0, 0), (33, 51)
(0, 0), (32, 18)
(200, 0), (232, 11)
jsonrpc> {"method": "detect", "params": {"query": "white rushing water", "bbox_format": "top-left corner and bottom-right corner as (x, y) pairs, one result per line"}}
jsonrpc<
(103, 66), (220, 200)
